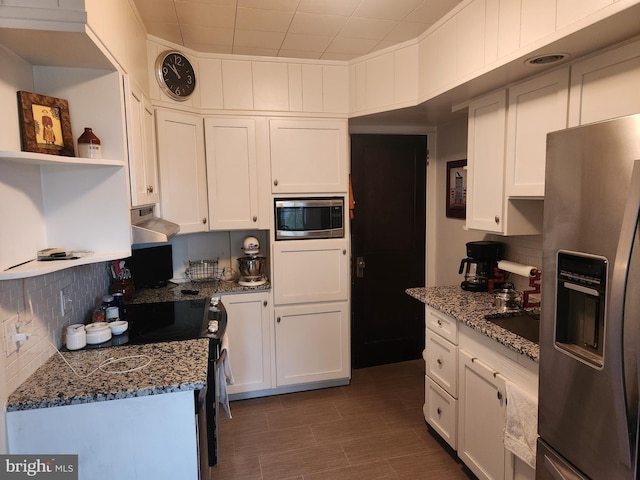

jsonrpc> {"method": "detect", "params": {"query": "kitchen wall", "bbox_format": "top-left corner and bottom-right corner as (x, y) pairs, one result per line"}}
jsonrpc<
(430, 117), (543, 291)
(0, 263), (110, 450)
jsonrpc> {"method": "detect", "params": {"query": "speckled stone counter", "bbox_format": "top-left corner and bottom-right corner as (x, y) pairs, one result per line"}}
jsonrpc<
(6, 339), (209, 411)
(406, 285), (540, 363)
(130, 279), (270, 304)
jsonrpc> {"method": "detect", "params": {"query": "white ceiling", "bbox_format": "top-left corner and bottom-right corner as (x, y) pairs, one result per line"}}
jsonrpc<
(132, 0), (463, 60)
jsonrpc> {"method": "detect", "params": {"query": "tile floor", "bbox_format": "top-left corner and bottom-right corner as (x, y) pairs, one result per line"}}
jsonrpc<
(210, 360), (475, 480)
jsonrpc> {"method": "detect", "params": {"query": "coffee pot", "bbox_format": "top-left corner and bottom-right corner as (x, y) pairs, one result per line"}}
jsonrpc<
(458, 241), (504, 292)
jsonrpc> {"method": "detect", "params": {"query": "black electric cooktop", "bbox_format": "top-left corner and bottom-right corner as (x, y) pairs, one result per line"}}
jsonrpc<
(84, 298), (226, 349)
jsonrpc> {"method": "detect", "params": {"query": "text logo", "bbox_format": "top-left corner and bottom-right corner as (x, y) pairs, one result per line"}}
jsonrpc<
(0, 455), (77, 479)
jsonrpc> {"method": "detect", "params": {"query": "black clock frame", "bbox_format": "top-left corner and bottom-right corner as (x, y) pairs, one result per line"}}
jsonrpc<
(155, 50), (196, 101)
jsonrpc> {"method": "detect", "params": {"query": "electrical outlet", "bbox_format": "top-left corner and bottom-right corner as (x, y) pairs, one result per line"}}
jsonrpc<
(60, 284), (73, 317)
(3, 314), (20, 356)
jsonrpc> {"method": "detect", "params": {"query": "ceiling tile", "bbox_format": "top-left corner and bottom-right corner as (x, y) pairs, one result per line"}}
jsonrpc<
(385, 20), (433, 42)
(326, 35), (378, 55)
(234, 29), (286, 49)
(237, 0), (299, 12)
(188, 43), (233, 54)
(133, 0), (177, 23)
(341, 17), (397, 40)
(233, 45), (280, 56)
(410, 0), (463, 24)
(288, 13), (347, 36)
(182, 25), (234, 45)
(320, 51), (355, 61)
(236, 7), (295, 32)
(279, 49), (323, 59)
(354, 0), (423, 21)
(281, 33), (333, 52)
(176, 2), (236, 28)
(297, 0), (362, 16)
(145, 22), (184, 45)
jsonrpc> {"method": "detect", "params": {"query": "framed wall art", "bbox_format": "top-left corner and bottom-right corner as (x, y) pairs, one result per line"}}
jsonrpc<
(17, 91), (75, 157)
(446, 159), (467, 219)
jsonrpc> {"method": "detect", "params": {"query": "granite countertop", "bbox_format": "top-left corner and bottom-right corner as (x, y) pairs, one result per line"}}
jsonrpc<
(131, 279), (270, 304)
(6, 339), (209, 412)
(406, 285), (540, 363)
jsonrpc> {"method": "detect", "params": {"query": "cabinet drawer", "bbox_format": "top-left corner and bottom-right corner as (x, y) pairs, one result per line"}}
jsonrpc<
(426, 306), (458, 344)
(425, 376), (457, 450)
(426, 330), (458, 397)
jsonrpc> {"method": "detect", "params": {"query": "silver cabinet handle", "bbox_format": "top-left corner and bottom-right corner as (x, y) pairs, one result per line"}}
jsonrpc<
(436, 408), (441, 415)
(147, 185), (154, 193)
(273, 179), (278, 186)
(437, 319), (442, 326)
(494, 215), (500, 224)
(263, 300), (267, 307)
(202, 217), (207, 224)
(277, 317), (281, 323)
(253, 216), (257, 222)
(437, 358), (443, 366)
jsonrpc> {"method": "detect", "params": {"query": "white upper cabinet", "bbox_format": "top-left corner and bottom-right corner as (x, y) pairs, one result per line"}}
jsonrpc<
(204, 116), (261, 230)
(568, 37), (640, 126)
(155, 109), (208, 234)
(269, 118), (348, 194)
(466, 91), (507, 233)
(124, 76), (159, 207)
(505, 67), (569, 198)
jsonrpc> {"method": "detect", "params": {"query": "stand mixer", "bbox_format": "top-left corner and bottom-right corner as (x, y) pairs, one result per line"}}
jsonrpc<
(237, 236), (267, 287)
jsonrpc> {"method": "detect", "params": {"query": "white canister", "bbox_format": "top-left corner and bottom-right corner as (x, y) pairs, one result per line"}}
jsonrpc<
(105, 306), (120, 322)
(66, 324), (87, 350)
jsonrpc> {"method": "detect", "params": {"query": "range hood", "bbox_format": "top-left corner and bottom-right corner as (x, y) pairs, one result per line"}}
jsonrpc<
(131, 206), (179, 244)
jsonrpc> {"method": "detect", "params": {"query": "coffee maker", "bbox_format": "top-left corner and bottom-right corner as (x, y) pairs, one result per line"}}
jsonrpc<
(458, 241), (504, 292)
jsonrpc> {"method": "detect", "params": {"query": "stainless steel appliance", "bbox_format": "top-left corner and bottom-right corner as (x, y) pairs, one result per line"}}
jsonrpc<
(458, 240), (504, 291)
(275, 197), (344, 240)
(537, 114), (640, 479)
(237, 236), (267, 286)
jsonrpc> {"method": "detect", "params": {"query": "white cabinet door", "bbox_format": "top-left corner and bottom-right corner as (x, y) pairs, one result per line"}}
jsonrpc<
(425, 376), (458, 450)
(466, 90), (507, 233)
(568, 37), (640, 127)
(458, 350), (507, 480)
(221, 292), (272, 394)
(156, 109), (208, 233)
(274, 302), (350, 386)
(505, 68), (569, 198)
(426, 329), (458, 397)
(125, 77), (159, 207)
(269, 118), (348, 193)
(204, 117), (260, 230)
(272, 238), (349, 305)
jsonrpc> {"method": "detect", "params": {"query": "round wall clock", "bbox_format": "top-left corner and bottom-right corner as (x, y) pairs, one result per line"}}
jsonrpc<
(155, 50), (196, 101)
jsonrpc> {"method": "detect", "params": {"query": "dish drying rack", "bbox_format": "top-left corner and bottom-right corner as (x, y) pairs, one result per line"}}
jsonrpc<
(186, 259), (225, 283)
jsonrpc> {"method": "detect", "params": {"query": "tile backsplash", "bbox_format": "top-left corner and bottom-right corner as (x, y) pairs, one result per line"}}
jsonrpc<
(487, 234), (543, 296)
(0, 263), (109, 394)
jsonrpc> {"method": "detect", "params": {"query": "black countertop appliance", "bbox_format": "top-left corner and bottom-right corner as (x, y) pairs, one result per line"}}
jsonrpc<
(458, 241), (504, 292)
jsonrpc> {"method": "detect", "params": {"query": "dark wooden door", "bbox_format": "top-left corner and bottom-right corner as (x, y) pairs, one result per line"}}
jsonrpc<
(350, 134), (427, 368)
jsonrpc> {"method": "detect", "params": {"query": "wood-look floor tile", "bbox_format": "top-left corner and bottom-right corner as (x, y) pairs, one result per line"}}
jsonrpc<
(380, 405), (427, 432)
(277, 385), (349, 409)
(260, 443), (349, 480)
(387, 451), (475, 479)
(234, 425), (317, 459)
(310, 413), (390, 445)
(229, 395), (284, 417)
(303, 461), (399, 480)
(333, 392), (407, 418)
(341, 430), (429, 466)
(219, 412), (269, 437)
(210, 455), (262, 480)
(266, 403), (342, 431)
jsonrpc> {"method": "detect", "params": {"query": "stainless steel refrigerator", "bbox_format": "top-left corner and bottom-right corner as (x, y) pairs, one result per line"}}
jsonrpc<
(537, 113), (640, 479)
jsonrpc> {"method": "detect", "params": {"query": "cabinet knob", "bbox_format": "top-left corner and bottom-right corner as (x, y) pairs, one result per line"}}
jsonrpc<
(147, 185), (154, 193)
(437, 408), (442, 416)
(436, 358), (443, 366)
(277, 317), (281, 323)
(273, 179), (278, 186)
(263, 300), (268, 307)
(343, 249), (347, 255)
(202, 217), (207, 224)
(494, 215), (500, 224)
(437, 319), (442, 327)
(497, 391), (503, 400)
(253, 216), (258, 222)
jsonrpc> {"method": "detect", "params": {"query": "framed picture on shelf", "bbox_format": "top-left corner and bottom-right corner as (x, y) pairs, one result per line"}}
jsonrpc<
(446, 159), (467, 219)
(17, 91), (75, 157)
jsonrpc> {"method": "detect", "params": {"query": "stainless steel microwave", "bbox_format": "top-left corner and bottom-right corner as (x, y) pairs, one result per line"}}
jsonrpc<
(275, 197), (344, 240)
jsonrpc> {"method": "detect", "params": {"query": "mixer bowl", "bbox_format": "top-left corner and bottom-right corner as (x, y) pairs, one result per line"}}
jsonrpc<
(237, 256), (266, 278)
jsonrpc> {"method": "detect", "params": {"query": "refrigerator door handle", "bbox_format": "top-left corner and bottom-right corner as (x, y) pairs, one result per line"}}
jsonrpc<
(543, 454), (586, 480)
(609, 159), (640, 469)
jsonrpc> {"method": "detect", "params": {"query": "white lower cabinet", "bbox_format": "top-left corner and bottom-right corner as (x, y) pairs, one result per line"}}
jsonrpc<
(458, 350), (507, 480)
(274, 302), (350, 386)
(424, 306), (458, 450)
(221, 292), (272, 394)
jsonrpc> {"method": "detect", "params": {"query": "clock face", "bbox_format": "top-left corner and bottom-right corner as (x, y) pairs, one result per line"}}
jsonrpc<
(156, 51), (196, 101)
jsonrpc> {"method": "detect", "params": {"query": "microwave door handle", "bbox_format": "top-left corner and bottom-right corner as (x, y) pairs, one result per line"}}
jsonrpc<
(609, 159), (640, 469)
